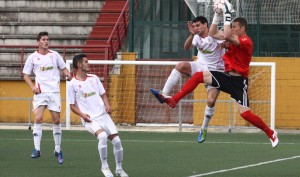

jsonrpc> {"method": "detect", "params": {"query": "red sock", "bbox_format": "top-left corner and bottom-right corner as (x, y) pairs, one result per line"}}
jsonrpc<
(241, 110), (274, 138)
(172, 72), (204, 103)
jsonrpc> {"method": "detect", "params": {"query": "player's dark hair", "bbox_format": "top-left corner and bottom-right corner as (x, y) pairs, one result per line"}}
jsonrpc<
(73, 53), (87, 69)
(233, 17), (248, 32)
(37, 31), (48, 41)
(192, 16), (208, 28)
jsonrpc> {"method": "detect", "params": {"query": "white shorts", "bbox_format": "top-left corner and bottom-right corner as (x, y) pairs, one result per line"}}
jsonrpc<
(83, 114), (118, 136)
(189, 61), (209, 76)
(189, 61), (216, 91)
(33, 92), (61, 112)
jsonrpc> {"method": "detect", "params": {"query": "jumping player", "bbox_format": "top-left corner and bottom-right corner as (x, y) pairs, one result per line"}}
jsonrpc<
(150, 16), (225, 143)
(152, 1), (279, 148)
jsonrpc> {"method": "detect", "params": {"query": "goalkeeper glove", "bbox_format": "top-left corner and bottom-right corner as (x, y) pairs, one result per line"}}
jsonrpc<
(222, 0), (233, 25)
(212, 12), (222, 25)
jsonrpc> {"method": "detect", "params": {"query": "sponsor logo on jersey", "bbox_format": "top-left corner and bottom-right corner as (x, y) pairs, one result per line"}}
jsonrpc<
(199, 49), (213, 54)
(40, 66), (54, 71)
(82, 91), (96, 98)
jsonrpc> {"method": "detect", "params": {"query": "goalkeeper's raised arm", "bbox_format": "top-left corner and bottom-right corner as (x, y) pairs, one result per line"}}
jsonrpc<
(209, 12), (224, 40)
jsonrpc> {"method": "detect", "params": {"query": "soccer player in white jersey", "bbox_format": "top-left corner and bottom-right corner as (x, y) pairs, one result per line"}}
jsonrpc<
(23, 31), (72, 164)
(150, 16), (225, 143)
(68, 54), (129, 177)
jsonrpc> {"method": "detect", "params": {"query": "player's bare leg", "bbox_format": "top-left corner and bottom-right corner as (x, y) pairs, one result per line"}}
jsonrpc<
(31, 105), (46, 158)
(162, 62), (191, 95)
(150, 62), (191, 103)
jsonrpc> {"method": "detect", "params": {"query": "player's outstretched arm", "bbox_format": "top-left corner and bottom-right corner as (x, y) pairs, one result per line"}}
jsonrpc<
(183, 21), (195, 50)
(222, 0), (239, 45)
(209, 13), (224, 40)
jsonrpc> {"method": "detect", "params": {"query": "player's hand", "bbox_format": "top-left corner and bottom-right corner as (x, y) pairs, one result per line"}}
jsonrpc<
(222, 0), (234, 14)
(82, 114), (92, 123)
(212, 12), (222, 25)
(66, 75), (72, 81)
(187, 21), (196, 35)
(32, 87), (40, 94)
(219, 41), (230, 49)
(106, 106), (112, 114)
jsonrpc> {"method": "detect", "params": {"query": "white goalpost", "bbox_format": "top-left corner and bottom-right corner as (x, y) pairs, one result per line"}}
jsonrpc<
(65, 60), (275, 131)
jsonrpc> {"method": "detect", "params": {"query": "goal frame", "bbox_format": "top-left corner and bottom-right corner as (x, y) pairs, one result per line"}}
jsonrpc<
(65, 60), (275, 131)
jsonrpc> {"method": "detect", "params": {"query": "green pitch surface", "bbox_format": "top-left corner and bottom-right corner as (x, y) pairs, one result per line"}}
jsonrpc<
(0, 129), (300, 177)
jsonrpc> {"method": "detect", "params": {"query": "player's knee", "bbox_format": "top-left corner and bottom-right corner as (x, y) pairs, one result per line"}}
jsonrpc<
(51, 112), (61, 124)
(97, 131), (108, 143)
(175, 62), (189, 74)
(34, 117), (43, 123)
(111, 136), (122, 150)
(207, 98), (216, 107)
(34, 112), (43, 122)
(52, 119), (61, 125)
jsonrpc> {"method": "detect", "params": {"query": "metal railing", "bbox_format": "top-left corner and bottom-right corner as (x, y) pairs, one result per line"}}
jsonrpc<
(107, 0), (129, 60)
(0, 44), (110, 77)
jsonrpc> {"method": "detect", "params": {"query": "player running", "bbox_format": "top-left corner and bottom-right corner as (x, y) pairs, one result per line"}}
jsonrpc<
(68, 54), (129, 177)
(152, 0), (279, 148)
(150, 16), (225, 143)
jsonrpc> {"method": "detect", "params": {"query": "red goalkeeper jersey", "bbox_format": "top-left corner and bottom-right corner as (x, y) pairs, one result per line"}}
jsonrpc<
(223, 35), (253, 78)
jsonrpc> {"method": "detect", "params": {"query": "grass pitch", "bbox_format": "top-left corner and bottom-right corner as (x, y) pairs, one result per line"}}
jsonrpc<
(0, 129), (300, 177)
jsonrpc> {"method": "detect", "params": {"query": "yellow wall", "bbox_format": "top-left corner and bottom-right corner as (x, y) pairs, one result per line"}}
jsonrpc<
(193, 57), (300, 129)
(108, 52), (136, 124)
(1, 57), (300, 129)
(0, 80), (67, 123)
(253, 57), (300, 129)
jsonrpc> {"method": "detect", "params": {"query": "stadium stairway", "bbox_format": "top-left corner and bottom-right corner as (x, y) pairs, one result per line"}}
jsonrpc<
(0, 0), (104, 79)
(84, 0), (129, 61)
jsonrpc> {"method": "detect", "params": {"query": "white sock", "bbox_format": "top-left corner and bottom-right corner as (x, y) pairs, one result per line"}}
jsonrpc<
(162, 69), (182, 95)
(33, 123), (42, 151)
(202, 105), (215, 129)
(53, 124), (62, 152)
(111, 136), (123, 171)
(98, 131), (108, 169)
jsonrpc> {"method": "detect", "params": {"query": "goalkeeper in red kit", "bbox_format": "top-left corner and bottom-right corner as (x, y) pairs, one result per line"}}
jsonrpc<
(153, 0), (279, 148)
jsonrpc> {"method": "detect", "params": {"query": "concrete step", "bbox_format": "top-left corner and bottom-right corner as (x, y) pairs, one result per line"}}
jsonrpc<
(0, 48), (106, 63)
(0, 25), (93, 35)
(0, 0), (104, 9)
(1, 11), (100, 23)
(0, 53), (70, 63)
(0, 38), (86, 46)
(0, 64), (68, 80)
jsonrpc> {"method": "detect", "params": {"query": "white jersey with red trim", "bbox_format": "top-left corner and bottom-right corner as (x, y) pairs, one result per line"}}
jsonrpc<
(68, 74), (107, 118)
(192, 35), (225, 71)
(22, 50), (66, 92)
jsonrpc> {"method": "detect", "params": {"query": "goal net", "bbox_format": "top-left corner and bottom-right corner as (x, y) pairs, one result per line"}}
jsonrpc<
(65, 60), (275, 131)
(185, 0), (300, 25)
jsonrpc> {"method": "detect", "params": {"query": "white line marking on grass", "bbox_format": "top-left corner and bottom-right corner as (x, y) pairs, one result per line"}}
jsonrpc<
(0, 138), (299, 145)
(188, 155), (300, 177)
